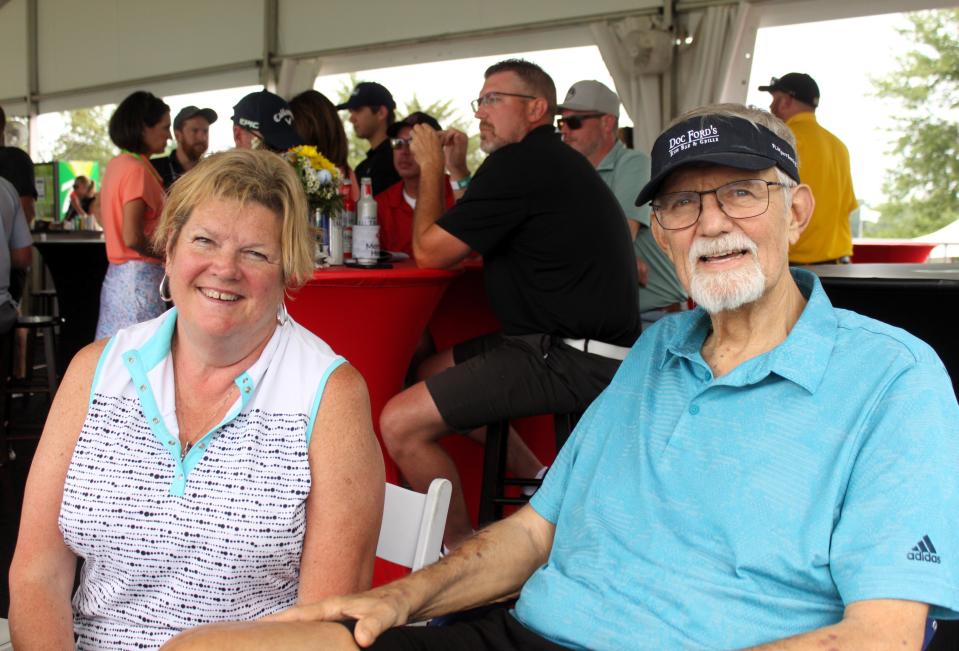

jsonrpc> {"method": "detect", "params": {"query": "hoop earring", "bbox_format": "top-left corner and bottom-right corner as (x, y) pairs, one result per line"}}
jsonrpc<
(276, 302), (289, 325)
(159, 274), (173, 303)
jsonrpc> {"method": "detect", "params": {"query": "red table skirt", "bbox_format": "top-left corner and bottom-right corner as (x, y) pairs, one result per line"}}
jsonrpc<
(286, 261), (460, 585)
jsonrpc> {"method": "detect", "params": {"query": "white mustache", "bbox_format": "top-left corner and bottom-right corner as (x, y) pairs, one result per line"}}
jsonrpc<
(688, 233), (759, 265)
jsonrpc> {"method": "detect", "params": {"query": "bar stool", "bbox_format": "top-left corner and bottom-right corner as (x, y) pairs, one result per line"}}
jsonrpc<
(1, 315), (63, 438)
(31, 288), (60, 317)
(477, 412), (580, 525)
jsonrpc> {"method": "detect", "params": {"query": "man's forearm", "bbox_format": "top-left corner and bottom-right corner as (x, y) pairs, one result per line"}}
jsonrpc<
(381, 506), (552, 623)
(411, 162), (446, 261)
(743, 600), (927, 651)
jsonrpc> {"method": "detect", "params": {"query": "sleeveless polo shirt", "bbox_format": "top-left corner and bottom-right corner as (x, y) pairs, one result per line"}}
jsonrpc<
(58, 309), (345, 649)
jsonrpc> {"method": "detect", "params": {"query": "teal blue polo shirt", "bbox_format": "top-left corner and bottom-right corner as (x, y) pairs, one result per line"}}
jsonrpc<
(518, 269), (959, 649)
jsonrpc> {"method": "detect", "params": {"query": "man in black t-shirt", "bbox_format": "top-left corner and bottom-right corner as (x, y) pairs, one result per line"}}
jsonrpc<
(0, 106), (37, 226)
(379, 59), (640, 548)
(336, 82), (400, 195)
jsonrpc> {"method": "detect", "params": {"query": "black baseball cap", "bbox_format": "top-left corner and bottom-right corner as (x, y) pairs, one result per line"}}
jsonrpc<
(635, 113), (800, 206)
(758, 73), (820, 107)
(232, 90), (303, 152)
(173, 105), (217, 131)
(336, 82), (396, 111)
(387, 111), (442, 138)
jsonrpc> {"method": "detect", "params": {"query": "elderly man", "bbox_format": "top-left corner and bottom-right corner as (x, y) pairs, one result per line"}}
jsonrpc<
(163, 104), (958, 651)
(558, 80), (687, 325)
(150, 105), (217, 189)
(231, 89), (302, 153)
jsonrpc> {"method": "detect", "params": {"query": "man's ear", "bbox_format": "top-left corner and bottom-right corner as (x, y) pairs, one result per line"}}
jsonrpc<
(651, 217), (674, 261)
(787, 184), (815, 245)
(527, 97), (551, 124)
(375, 105), (389, 122)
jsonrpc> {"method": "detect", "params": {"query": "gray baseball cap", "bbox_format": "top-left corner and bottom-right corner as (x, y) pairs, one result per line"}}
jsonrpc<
(557, 80), (620, 117)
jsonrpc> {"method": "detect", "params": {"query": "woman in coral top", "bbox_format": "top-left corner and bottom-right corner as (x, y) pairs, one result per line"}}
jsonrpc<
(95, 90), (171, 339)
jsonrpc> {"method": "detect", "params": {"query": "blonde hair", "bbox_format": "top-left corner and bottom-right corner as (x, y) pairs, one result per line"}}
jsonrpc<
(153, 149), (314, 288)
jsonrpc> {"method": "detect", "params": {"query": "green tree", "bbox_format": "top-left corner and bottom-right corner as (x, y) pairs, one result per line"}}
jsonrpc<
(865, 9), (959, 238)
(51, 106), (117, 166)
(335, 74), (486, 174)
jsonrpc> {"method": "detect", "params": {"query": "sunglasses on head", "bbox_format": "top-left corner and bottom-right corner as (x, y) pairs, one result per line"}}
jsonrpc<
(557, 113), (606, 130)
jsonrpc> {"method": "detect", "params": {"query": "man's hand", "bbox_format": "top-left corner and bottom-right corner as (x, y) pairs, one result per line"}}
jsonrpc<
(441, 128), (470, 180)
(409, 124), (445, 176)
(636, 258), (649, 287)
(264, 589), (410, 648)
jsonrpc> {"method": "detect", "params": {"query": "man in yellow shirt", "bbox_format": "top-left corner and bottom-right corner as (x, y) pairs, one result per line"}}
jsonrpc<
(760, 73), (857, 264)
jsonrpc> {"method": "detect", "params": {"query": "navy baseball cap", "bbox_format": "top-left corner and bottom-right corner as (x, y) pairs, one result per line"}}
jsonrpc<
(635, 113), (800, 206)
(232, 90), (303, 152)
(758, 73), (820, 107)
(336, 82), (396, 111)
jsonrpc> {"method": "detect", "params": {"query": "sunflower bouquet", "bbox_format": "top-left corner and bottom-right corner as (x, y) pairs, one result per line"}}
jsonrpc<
(283, 145), (343, 215)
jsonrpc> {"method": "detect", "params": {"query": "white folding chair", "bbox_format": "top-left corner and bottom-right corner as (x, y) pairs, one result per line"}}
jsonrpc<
(376, 478), (452, 573)
(0, 616), (11, 650)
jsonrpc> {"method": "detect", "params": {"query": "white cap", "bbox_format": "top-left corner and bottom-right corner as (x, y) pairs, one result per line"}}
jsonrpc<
(557, 80), (620, 117)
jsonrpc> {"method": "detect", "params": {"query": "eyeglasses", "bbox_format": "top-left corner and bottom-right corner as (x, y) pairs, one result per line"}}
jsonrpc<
(556, 113), (606, 130)
(651, 179), (787, 230)
(390, 137), (412, 150)
(470, 92), (536, 113)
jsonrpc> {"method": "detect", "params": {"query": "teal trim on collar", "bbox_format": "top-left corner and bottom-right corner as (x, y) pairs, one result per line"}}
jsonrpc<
(180, 388), (244, 478)
(138, 308), (178, 371)
(122, 347), (189, 496)
(659, 269), (836, 393)
(305, 357), (346, 445)
(89, 336), (116, 408)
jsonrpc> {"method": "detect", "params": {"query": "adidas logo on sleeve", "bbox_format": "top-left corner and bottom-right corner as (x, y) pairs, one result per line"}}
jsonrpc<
(907, 535), (941, 564)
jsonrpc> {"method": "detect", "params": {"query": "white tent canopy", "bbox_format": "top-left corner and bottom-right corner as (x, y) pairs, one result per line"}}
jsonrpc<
(915, 219), (959, 260)
(1, 0), (952, 152)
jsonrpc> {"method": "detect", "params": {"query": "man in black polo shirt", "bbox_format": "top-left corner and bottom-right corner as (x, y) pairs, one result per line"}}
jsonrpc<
(150, 105), (217, 189)
(336, 82), (400, 195)
(380, 59), (640, 548)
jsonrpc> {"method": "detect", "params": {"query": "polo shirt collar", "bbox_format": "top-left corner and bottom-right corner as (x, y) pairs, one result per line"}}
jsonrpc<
(597, 140), (626, 173)
(123, 307), (285, 426)
(524, 124), (560, 143)
(661, 268), (836, 393)
(786, 111), (817, 127)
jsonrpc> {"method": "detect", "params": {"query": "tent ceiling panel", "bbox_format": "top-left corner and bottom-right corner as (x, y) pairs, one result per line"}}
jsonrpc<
(277, 0), (661, 58)
(0, 0), (28, 104)
(314, 24), (595, 77)
(755, 0), (956, 27)
(36, 0), (262, 98)
(36, 66), (260, 115)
